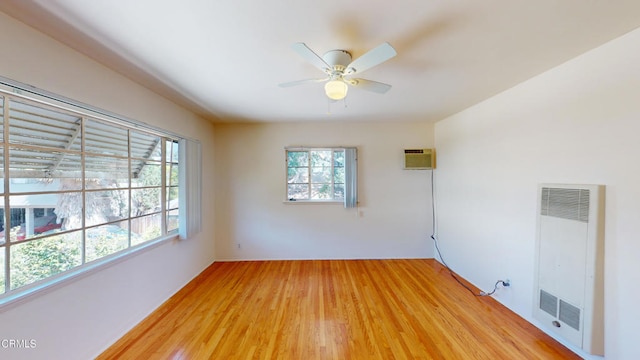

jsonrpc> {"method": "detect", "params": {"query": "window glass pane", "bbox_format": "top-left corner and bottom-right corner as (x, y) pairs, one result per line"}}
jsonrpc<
(0, 96), (4, 139)
(131, 214), (161, 245)
(7, 195), (63, 242)
(167, 186), (178, 209)
(311, 184), (332, 199)
(50, 153), (83, 179)
(148, 144), (162, 161)
(132, 188), (161, 216)
(132, 161), (161, 187)
(172, 141), (179, 163)
(48, 191), (83, 233)
(9, 147), (82, 185)
(288, 184), (308, 200)
(131, 131), (161, 161)
(8, 100), (82, 149)
(334, 167), (345, 185)
(310, 150), (332, 167)
(85, 222), (129, 262)
(0, 249), (4, 294)
(85, 189), (129, 226)
(0, 147), (4, 192)
(166, 163), (179, 187)
(0, 201), (4, 245)
(147, 141), (162, 161)
(334, 150), (345, 167)
(3, 207), (23, 242)
(9, 147), (55, 177)
(84, 119), (128, 156)
(10, 231), (82, 290)
(166, 140), (179, 163)
(85, 155), (129, 187)
(167, 209), (179, 233)
(12, 210), (60, 241)
(287, 151), (308, 167)
(0, 148), (4, 188)
(334, 150), (345, 192)
(311, 167), (331, 183)
(288, 167), (308, 184)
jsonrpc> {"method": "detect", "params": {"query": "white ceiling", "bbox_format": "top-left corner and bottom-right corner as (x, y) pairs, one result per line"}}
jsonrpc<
(1, 1), (640, 123)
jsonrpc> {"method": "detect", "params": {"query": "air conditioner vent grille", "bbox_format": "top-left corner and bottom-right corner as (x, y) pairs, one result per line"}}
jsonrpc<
(404, 148), (435, 169)
(541, 187), (590, 222)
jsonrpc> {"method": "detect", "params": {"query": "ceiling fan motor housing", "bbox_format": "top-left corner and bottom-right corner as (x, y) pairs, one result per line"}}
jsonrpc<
(323, 50), (352, 75)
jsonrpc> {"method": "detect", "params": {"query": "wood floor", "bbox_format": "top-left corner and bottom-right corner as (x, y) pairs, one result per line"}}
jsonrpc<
(98, 259), (579, 359)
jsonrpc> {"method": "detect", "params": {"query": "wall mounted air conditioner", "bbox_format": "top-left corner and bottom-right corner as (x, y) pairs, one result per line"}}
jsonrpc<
(404, 149), (435, 169)
(533, 184), (605, 355)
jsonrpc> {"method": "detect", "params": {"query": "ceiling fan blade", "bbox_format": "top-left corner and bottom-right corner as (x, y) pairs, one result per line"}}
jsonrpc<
(345, 42), (397, 75)
(349, 78), (392, 94)
(291, 43), (331, 73)
(278, 78), (328, 88)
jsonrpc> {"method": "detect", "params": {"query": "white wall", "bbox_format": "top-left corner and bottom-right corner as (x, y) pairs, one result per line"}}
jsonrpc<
(214, 121), (434, 260)
(0, 12), (216, 360)
(434, 28), (640, 359)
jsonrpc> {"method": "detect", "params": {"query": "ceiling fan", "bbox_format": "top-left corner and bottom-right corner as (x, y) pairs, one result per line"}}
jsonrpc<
(279, 42), (397, 100)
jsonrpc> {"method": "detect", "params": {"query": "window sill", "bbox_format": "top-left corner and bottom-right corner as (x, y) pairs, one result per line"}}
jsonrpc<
(283, 200), (344, 205)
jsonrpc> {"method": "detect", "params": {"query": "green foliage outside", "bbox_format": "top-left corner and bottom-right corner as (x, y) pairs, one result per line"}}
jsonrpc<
(85, 227), (130, 263)
(138, 225), (162, 243)
(9, 228), (130, 290)
(10, 234), (82, 290)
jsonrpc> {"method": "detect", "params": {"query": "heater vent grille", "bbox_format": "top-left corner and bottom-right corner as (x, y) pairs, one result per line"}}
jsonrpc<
(541, 187), (590, 222)
(534, 183), (604, 355)
(540, 290), (558, 317)
(560, 300), (581, 331)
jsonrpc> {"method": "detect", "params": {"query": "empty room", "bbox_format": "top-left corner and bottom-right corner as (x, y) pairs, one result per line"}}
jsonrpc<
(1, 1), (639, 359)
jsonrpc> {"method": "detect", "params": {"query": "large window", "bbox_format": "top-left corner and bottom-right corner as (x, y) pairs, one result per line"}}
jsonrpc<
(0, 86), (191, 299)
(286, 147), (357, 206)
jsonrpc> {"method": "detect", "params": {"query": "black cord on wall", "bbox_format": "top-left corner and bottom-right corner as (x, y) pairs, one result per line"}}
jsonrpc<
(429, 169), (509, 297)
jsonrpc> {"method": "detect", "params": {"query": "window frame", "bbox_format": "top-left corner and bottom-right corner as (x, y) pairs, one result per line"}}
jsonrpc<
(285, 147), (347, 204)
(0, 79), (192, 308)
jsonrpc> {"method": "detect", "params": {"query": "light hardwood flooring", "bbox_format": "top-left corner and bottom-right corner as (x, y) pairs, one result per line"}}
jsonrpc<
(98, 259), (580, 359)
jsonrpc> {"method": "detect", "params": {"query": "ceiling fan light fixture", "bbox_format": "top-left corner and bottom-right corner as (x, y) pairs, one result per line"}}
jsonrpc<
(324, 80), (348, 100)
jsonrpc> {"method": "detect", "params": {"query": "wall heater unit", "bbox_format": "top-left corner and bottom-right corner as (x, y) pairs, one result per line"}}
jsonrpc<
(533, 184), (605, 355)
(404, 149), (435, 169)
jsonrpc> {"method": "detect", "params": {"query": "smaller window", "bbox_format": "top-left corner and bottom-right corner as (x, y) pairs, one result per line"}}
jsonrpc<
(286, 148), (346, 202)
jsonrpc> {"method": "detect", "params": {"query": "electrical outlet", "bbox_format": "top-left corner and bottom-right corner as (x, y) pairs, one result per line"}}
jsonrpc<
(503, 279), (511, 287)
(237, 243), (241, 249)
